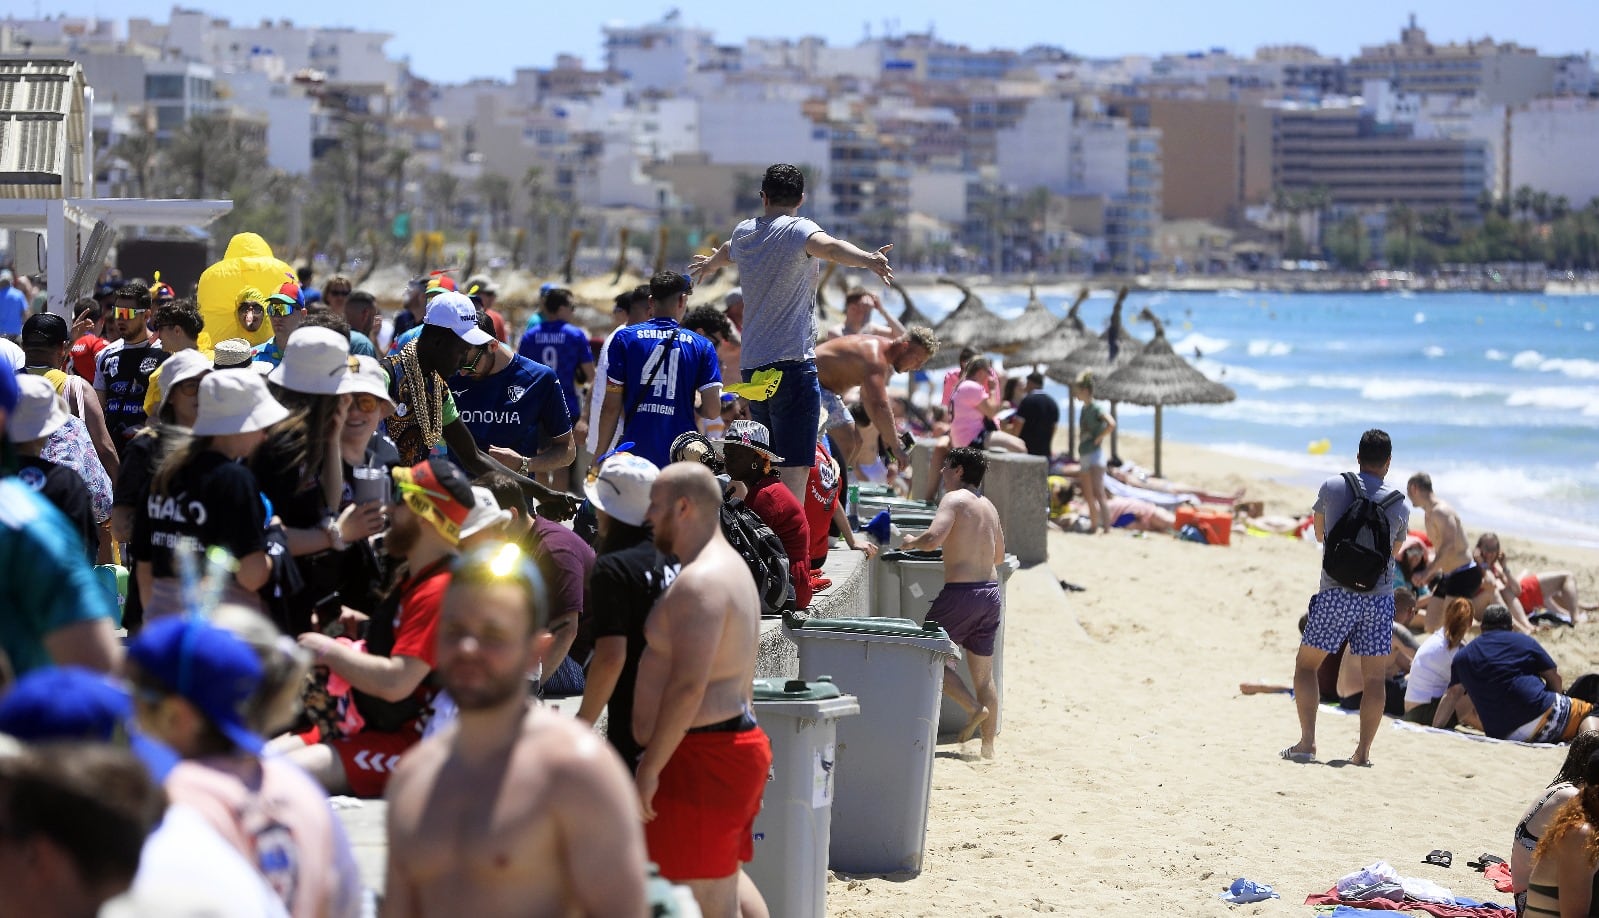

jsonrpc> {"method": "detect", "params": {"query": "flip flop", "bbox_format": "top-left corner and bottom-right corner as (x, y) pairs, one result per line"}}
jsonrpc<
(1423, 849), (1452, 868)
(1466, 853), (1506, 871)
(1058, 580), (1087, 592)
(1279, 746), (1314, 763)
(1219, 878), (1280, 905)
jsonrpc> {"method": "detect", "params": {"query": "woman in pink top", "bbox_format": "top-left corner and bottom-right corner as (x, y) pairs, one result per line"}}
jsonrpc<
(950, 358), (1026, 452)
(131, 607), (363, 918)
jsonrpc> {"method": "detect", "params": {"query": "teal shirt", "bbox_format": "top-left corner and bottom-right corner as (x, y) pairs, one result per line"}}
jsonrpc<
(1079, 400), (1108, 455)
(0, 479), (114, 675)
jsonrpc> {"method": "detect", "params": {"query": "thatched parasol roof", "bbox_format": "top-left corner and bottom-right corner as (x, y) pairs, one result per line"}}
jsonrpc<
(889, 280), (935, 329)
(1098, 316), (1237, 407)
(926, 278), (1007, 369)
(1043, 287), (1143, 385)
(1009, 287), (1092, 365)
(995, 284), (1063, 353)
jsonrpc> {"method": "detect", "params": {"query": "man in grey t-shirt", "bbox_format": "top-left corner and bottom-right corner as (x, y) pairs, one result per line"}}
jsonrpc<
(689, 163), (894, 500)
(1282, 428), (1410, 768)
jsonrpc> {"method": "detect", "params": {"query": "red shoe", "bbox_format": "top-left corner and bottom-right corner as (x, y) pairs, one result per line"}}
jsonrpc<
(810, 574), (833, 591)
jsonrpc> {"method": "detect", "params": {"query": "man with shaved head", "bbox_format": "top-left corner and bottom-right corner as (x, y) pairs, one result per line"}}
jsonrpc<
(633, 463), (770, 918)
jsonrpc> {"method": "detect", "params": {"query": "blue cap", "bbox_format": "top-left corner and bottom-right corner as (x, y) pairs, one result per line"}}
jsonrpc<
(0, 366), (17, 415)
(0, 666), (180, 779)
(864, 509), (893, 543)
(127, 617), (266, 755)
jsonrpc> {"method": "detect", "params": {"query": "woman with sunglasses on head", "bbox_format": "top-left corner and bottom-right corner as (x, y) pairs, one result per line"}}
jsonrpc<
(250, 328), (384, 636)
(326, 356), (401, 620)
(132, 370), (290, 619)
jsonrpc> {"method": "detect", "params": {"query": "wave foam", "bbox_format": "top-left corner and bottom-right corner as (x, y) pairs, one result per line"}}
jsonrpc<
(1509, 350), (1599, 379)
(1246, 339), (1292, 357)
(1423, 345), (1446, 358)
(1485, 348), (1508, 361)
(1171, 332), (1231, 356)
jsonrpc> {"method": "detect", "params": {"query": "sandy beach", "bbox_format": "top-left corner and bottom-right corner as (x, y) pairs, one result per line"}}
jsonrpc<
(828, 432), (1596, 915)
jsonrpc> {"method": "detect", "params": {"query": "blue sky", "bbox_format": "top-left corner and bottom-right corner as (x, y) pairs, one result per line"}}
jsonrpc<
(62, 1), (1599, 84)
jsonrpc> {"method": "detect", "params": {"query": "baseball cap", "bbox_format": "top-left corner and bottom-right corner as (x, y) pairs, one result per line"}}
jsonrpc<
(267, 326), (353, 396)
(0, 269), (12, 283)
(424, 291), (493, 346)
(7, 374), (71, 442)
(191, 369), (291, 436)
(21, 312), (69, 347)
(150, 272), (176, 303)
(155, 349), (213, 417)
(460, 486), (513, 540)
(127, 617), (267, 755)
(584, 452), (659, 527)
(425, 273), (457, 297)
(391, 457), (476, 544)
(0, 666), (180, 780)
(465, 275), (497, 297)
(267, 281), (304, 309)
(720, 419), (784, 463)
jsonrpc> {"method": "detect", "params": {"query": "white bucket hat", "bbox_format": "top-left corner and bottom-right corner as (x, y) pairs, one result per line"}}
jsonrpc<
(719, 419), (784, 463)
(192, 370), (291, 436)
(341, 355), (396, 413)
(155, 349), (214, 417)
(459, 486), (513, 540)
(267, 327), (353, 395)
(7, 374), (71, 442)
(583, 452), (659, 527)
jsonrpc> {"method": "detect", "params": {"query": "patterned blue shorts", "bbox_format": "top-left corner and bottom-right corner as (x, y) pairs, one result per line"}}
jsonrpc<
(1302, 588), (1395, 657)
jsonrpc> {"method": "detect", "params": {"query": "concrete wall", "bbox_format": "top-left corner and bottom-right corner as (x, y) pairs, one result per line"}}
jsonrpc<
(910, 441), (1050, 566)
(756, 548), (871, 680)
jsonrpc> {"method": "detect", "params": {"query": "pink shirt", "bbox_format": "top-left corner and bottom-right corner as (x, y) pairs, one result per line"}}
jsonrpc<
(950, 379), (990, 448)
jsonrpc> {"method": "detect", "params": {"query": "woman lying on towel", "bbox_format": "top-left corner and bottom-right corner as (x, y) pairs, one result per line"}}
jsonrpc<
(1525, 748), (1599, 917)
(1514, 733), (1599, 911)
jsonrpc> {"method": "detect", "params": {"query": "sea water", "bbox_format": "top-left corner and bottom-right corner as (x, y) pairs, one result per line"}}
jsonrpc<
(902, 284), (1599, 547)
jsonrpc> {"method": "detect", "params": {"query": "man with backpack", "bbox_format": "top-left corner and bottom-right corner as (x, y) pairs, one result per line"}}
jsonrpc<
(1283, 429), (1410, 767)
(721, 419), (812, 612)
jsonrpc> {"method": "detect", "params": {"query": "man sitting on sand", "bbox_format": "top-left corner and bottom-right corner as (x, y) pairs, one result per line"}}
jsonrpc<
(1433, 604), (1599, 743)
(384, 543), (648, 917)
(901, 446), (1006, 759)
(814, 326), (937, 472)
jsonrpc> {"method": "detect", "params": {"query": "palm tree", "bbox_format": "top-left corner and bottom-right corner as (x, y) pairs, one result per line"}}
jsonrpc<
(424, 172), (460, 231)
(110, 131), (158, 198)
(1513, 185), (1536, 225)
(381, 148), (411, 222)
(475, 174), (513, 235)
(1388, 203), (1418, 269)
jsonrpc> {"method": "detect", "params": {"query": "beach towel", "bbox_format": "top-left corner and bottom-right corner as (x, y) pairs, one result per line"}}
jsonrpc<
(1305, 887), (1513, 918)
(1104, 475), (1198, 509)
(1391, 718), (1556, 750)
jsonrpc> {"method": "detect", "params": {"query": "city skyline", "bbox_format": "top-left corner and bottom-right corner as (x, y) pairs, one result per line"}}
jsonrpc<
(39, 0), (1599, 84)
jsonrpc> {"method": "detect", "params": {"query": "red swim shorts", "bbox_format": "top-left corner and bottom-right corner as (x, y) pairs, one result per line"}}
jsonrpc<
(646, 726), (772, 881)
(1520, 574), (1545, 612)
(328, 726), (422, 799)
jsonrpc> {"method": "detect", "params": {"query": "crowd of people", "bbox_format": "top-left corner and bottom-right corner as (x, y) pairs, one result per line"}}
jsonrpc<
(0, 163), (1044, 917)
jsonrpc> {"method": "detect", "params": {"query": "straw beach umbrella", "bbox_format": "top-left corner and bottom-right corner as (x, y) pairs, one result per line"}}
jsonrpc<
(1009, 287), (1092, 365)
(888, 279), (935, 330)
(997, 284), (1065, 354)
(1045, 287), (1142, 458)
(926, 278), (1006, 369)
(1098, 314), (1236, 477)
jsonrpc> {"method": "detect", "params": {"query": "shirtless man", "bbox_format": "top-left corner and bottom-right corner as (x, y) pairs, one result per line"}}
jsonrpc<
(633, 463), (771, 918)
(384, 543), (648, 918)
(900, 446), (1006, 758)
(1407, 472), (1510, 632)
(815, 326), (938, 471)
(824, 289), (905, 340)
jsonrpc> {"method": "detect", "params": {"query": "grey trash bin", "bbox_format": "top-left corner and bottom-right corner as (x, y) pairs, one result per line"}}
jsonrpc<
(748, 677), (859, 918)
(786, 617), (956, 875)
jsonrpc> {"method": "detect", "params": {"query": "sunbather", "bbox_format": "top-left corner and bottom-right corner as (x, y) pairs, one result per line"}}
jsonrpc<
(1512, 732), (1599, 909)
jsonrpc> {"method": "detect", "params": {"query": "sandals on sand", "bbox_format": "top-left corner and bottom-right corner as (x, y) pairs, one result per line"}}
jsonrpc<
(1423, 850), (1452, 869)
(1466, 853), (1506, 871)
(1279, 747), (1314, 763)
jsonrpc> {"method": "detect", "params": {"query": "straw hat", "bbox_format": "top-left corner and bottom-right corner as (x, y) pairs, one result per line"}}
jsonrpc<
(192, 370), (290, 436)
(267, 327), (352, 395)
(212, 337), (269, 374)
(7, 374), (71, 442)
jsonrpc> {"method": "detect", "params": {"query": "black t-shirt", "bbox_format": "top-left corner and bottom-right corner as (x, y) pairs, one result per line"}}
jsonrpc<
(587, 538), (677, 765)
(99, 343), (168, 452)
(113, 429), (160, 510)
(251, 433), (330, 529)
(1014, 391), (1060, 458)
(11, 457), (97, 562)
(132, 451), (268, 577)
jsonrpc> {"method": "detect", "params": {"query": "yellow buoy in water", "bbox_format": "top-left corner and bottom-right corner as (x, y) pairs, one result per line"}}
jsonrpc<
(1308, 438), (1331, 455)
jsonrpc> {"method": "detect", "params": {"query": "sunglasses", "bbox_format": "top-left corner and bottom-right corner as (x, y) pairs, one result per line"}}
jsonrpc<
(351, 393), (381, 413)
(265, 300), (299, 318)
(237, 301), (264, 314)
(113, 306), (146, 320)
(325, 288), (351, 297)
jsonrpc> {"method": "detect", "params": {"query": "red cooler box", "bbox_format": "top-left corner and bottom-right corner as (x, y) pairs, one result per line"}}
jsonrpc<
(1176, 506), (1232, 546)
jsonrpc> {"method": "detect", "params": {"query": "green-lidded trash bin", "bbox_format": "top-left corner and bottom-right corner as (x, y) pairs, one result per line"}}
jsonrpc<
(644, 862), (698, 916)
(748, 677), (859, 918)
(785, 617), (956, 875)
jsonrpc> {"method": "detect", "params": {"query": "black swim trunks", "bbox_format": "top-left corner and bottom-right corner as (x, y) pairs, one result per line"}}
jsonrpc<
(1434, 563), (1484, 599)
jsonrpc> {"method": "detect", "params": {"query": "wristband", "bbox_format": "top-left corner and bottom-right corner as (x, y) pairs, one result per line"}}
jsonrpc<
(519, 456), (531, 476)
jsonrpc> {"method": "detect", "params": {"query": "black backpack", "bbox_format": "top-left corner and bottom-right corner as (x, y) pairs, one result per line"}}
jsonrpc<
(1322, 472), (1403, 592)
(720, 497), (795, 617)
